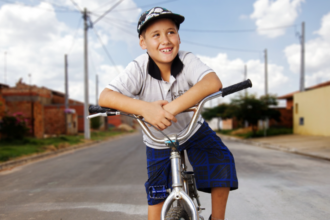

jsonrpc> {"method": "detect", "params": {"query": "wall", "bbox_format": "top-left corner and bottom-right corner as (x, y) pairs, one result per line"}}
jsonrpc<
(5, 101), (44, 138)
(294, 86), (330, 136)
(44, 106), (66, 135)
(269, 108), (293, 128)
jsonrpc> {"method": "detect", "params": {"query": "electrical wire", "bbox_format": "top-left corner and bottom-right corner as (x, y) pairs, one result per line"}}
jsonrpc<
(180, 24), (297, 33)
(93, 0), (123, 25)
(106, 0), (178, 12)
(91, 0), (118, 12)
(69, 0), (82, 12)
(67, 17), (82, 54)
(0, 0), (79, 13)
(92, 26), (121, 74)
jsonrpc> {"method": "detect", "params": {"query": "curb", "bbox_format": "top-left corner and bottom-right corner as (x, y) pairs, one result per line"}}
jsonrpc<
(0, 131), (138, 172)
(217, 134), (330, 161)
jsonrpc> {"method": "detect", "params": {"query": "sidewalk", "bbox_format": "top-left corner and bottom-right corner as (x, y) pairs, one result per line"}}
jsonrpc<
(217, 133), (330, 161)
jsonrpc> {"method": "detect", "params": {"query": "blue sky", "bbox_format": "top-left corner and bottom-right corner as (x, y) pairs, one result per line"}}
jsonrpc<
(0, 0), (330, 106)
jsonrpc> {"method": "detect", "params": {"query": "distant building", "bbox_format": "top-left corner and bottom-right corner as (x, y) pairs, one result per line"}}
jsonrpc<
(0, 79), (83, 138)
(278, 80), (330, 136)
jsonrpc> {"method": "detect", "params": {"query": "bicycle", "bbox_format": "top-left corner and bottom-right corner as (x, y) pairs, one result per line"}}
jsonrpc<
(88, 79), (252, 220)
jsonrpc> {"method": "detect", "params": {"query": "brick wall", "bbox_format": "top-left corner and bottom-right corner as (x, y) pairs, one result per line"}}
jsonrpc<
(269, 107), (293, 128)
(44, 106), (66, 135)
(0, 94), (6, 119)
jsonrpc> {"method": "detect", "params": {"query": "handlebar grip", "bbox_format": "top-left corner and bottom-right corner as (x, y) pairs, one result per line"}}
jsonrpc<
(221, 79), (252, 97)
(89, 105), (116, 114)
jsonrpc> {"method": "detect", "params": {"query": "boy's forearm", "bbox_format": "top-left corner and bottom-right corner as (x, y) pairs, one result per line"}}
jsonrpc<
(164, 72), (222, 115)
(98, 89), (147, 115)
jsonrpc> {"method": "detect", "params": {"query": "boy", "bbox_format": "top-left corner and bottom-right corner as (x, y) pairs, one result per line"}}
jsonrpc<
(99, 7), (238, 220)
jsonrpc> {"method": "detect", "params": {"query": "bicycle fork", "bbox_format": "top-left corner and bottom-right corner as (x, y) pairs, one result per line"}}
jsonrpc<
(160, 138), (200, 220)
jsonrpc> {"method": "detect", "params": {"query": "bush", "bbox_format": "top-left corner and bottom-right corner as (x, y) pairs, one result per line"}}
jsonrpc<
(90, 117), (102, 129)
(0, 113), (30, 140)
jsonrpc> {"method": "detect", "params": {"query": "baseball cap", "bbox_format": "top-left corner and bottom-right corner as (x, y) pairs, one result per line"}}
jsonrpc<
(137, 7), (185, 37)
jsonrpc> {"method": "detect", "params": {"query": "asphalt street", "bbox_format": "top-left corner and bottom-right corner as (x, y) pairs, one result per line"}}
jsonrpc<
(0, 132), (329, 220)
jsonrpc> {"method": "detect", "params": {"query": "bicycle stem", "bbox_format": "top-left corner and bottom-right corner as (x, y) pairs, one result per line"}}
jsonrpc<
(135, 90), (223, 144)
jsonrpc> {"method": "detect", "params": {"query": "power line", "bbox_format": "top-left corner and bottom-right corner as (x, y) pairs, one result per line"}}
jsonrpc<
(69, 0), (82, 12)
(91, 0), (118, 12)
(92, 26), (121, 74)
(183, 40), (261, 53)
(180, 24), (296, 33)
(93, 0), (123, 25)
(0, 0), (79, 13)
(103, 0), (178, 12)
(67, 17), (83, 54)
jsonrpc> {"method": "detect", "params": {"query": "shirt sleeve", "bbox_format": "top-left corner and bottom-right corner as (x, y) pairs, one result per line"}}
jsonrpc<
(106, 61), (144, 98)
(183, 53), (214, 86)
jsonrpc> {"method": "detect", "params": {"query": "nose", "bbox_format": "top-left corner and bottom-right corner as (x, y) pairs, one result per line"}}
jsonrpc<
(161, 33), (170, 45)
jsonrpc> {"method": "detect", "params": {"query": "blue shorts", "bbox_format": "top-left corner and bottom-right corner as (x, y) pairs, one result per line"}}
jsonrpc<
(145, 122), (238, 205)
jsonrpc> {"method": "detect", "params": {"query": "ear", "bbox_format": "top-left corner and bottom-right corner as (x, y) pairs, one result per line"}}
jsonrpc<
(178, 34), (181, 44)
(139, 35), (147, 50)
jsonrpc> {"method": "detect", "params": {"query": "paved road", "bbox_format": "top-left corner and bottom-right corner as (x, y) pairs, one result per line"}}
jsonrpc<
(0, 133), (329, 220)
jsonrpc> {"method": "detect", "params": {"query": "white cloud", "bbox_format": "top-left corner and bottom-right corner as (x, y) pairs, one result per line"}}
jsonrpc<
(250, 0), (304, 38)
(0, 2), (132, 104)
(284, 12), (330, 87)
(197, 53), (288, 106)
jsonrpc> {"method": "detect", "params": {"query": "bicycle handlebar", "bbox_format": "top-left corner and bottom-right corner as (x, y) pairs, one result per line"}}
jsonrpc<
(88, 79), (252, 144)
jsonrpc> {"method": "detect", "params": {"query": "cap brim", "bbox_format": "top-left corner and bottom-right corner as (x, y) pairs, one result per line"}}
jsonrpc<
(139, 13), (185, 35)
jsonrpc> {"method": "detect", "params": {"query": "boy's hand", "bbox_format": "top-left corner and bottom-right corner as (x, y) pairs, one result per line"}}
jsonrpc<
(142, 100), (177, 130)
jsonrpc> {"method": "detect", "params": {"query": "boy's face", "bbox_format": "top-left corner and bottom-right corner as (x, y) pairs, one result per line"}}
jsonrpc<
(139, 18), (181, 66)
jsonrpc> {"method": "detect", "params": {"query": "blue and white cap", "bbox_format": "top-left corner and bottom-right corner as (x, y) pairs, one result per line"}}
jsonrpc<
(137, 7), (185, 37)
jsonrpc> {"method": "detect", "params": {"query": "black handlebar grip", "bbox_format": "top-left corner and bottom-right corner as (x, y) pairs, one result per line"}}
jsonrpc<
(221, 79), (253, 97)
(89, 105), (116, 114)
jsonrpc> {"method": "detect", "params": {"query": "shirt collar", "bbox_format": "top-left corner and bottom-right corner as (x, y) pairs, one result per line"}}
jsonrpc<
(147, 54), (184, 81)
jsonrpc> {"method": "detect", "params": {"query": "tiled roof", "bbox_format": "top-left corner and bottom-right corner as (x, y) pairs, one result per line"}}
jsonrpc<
(278, 80), (330, 99)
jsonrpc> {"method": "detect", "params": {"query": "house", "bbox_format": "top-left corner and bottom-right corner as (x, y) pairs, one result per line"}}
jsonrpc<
(278, 80), (330, 136)
(0, 79), (83, 138)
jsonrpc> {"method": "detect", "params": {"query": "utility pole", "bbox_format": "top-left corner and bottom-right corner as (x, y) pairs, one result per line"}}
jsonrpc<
(244, 64), (247, 96)
(300, 22), (305, 92)
(4, 51), (7, 84)
(64, 54), (69, 110)
(28, 73), (34, 137)
(96, 74), (99, 105)
(83, 8), (90, 139)
(264, 49), (268, 96)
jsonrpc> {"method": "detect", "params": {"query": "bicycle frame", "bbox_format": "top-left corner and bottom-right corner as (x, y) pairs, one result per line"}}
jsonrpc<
(136, 90), (226, 220)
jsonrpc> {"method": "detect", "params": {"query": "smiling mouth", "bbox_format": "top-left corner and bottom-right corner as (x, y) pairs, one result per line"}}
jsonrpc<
(160, 48), (172, 52)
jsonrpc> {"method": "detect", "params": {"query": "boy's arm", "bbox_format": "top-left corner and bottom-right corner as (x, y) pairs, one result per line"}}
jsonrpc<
(163, 72), (222, 115)
(98, 89), (177, 130)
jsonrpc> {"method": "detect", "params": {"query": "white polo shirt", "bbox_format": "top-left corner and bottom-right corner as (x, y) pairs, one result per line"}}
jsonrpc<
(107, 51), (214, 149)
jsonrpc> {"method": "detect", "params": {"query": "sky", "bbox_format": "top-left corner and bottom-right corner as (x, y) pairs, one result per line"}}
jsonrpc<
(0, 0), (330, 107)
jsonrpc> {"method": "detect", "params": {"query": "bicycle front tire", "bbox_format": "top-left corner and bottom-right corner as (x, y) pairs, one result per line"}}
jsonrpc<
(165, 206), (190, 220)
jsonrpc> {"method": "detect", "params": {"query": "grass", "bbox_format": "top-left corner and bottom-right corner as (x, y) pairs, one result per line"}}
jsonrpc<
(0, 129), (127, 163)
(217, 128), (293, 139)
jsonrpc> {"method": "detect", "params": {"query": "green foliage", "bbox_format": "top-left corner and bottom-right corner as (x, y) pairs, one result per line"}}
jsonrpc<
(202, 103), (230, 121)
(90, 117), (102, 129)
(0, 113), (30, 140)
(230, 94), (281, 129)
(0, 130), (126, 162)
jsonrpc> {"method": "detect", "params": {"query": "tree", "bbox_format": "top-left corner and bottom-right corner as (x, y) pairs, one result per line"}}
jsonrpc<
(202, 103), (231, 130)
(230, 94), (281, 134)
(201, 94), (281, 134)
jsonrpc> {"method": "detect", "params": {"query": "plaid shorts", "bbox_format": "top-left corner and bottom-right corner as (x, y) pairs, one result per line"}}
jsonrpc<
(145, 121), (238, 205)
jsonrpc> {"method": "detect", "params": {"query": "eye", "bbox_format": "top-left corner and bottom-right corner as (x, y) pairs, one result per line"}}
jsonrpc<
(153, 33), (160, 37)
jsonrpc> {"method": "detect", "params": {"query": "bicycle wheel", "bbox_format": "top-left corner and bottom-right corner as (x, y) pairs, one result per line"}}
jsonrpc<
(165, 206), (189, 220)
